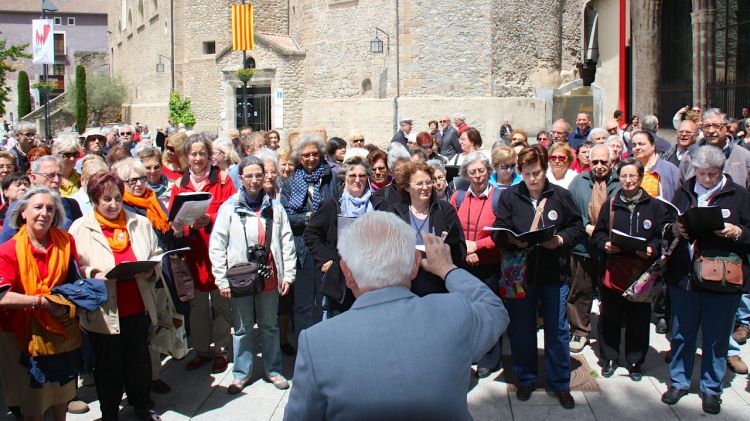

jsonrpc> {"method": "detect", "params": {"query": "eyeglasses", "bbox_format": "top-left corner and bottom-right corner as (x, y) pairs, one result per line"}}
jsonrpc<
(120, 131), (133, 136)
(467, 168), (487, 176)
(372, 166), (387, 173)
(19, 132), (36, 137)
(591, 159), (609, 166)
(301, 152), (320, 159)
(537, 137), (548, 142)
(0, 164), (14, 170)
(241, 174), (265, 180)
(677, 130), (694, 135)
(550, 131), (568, 136)
(701, 123), (725, 131)
(34, 172), (63, 181)
(352, 138), (365, 144)
(166, 146), (175, 152)
(439, 120), (449, 123)
(144, 165), (162, 171)
(549, 155), (568, 162)
(499, 164), (516, 171)
(125, 176), (147, 186)
(411, 180), (434, 188)
(347, 174), (368, 180)
(61, 152), (78, 159)
(606, 127), (619, 133)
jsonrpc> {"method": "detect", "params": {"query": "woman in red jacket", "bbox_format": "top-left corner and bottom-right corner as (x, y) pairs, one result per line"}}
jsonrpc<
(449, 151), (503, 379)
(169, 135), (236, 373)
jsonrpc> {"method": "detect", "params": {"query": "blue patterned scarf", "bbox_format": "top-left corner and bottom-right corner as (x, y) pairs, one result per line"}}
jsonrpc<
(339, 188), (373, 217)
(288, 162), (328, 213)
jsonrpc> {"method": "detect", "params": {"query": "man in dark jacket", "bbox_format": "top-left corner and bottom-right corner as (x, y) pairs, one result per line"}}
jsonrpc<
(566, 144), (620, 352)
(390, 118), (413, 148)
(439, 116), (461, 159)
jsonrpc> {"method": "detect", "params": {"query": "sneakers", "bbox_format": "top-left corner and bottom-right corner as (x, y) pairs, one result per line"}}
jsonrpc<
(569, 336), (587, 353)
(732, 324), (749, 345)
(661, 387), (688, 405)
(727, 355), (748, 374)
(268, 374), (290, 390)
(67, 399), (90, 414)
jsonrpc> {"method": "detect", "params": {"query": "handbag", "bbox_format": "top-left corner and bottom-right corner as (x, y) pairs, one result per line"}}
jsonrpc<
(623, 236), (680, 303)
(150, 275), (189, 359)
(601, 198), (652, 293)
(498, 198), (547, 299)
(226, 208), (274, 297)
(692, 247), (744, 292)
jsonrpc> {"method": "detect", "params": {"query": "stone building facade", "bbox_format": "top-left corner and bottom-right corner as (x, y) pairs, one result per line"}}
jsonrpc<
(110, 0), (640, 145)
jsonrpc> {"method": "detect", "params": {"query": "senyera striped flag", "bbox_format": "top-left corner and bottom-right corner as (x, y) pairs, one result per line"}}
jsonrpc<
(231, 3), (254, 51)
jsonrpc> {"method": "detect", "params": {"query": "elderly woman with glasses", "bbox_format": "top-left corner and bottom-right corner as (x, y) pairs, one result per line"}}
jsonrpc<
(209, 156), (296, 394)
(491, 145), (585, 409)
(348, 131), (365, 149)
(281, 134), (339, 335)
(389, 161), (466, 296)
(661, 145), (750, 415)
(449, 152), (504, 377)
(169, 135), (237, 374)
(546, 142), (578, 189)
(304, 156), (374, 317)
(591, 158), (670, 382)
(255, 149), (282, 199)
(68, 172), (164, 421)
(606, 135), (628, 164)
(137, 147), (173, 208)
(426, 159), (450, 201)
(489, 145), (522, 192)
(52, 135), (82, 198)
(367, 149), (391, 192)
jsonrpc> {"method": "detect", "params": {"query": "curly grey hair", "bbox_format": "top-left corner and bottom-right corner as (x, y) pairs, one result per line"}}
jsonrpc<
(459, 152), (492, 179)
(291, 133), (326, 163)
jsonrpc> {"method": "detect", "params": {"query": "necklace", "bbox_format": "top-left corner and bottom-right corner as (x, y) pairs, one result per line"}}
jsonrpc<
(30, 237), (47, 251)
(410, 205), (429, 217)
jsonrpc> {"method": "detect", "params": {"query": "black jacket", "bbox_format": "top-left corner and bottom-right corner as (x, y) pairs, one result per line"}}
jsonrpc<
(440, 125), (461, 159)
(492, 181), (585, 285)
(664, 176), (750, 293)
(388, 197), (467, 296)
(370, 184), (400, 211)
(302, 195), (357, 311)
(591, 190), (672, 259)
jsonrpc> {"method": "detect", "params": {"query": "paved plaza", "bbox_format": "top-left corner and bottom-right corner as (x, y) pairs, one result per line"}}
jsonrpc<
(3, 299), (749, 420)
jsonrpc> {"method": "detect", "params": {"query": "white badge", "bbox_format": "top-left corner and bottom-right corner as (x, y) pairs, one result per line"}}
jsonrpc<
(643, 219), (652, 230)
(547, 210), (558, 221)
(722, 209), (731, 219)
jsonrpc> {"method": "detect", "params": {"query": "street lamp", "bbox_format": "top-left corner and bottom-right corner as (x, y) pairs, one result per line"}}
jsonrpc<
(370, 28), (389, 54)
(155, 54), (171, 73)
(41, 0), (57, 141)
(368, 1), (399, 133)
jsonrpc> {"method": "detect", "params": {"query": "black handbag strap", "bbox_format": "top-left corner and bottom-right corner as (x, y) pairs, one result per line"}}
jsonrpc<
(235, 206), (273, 261)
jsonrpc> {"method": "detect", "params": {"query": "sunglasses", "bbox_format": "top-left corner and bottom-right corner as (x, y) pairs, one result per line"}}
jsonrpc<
(121, 131), (133, 135)
(549, 155), (568, 162)
(61, 152), (78, 159)
(591, 159), (609, 166)
(166, 146), (175, 152)
(439, 120), (449, 123)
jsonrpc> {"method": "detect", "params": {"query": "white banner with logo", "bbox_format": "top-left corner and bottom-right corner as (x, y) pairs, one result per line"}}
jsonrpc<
(32, 19), (54, 64)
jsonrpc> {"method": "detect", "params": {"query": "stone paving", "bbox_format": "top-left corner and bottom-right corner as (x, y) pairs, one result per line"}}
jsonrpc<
(3, 299), (749, 420)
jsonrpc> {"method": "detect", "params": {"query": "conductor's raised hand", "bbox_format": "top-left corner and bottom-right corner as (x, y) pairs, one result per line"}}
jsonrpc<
(420, 233), (457, 280)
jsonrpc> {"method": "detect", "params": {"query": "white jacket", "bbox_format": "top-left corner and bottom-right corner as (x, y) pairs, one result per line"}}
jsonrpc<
(209, 191), (296, 290)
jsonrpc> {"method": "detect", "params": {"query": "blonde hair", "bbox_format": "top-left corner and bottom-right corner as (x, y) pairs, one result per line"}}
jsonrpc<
(491, 145), (517, 168)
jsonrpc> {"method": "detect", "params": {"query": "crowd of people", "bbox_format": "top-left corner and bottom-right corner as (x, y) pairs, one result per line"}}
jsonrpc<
(0, 103), (748, 419)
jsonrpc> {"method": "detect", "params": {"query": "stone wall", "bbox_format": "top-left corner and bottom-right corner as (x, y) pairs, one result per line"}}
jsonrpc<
(253, 0), (290, 33)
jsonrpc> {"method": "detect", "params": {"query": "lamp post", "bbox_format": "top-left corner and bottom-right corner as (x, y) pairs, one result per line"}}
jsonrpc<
(369, 1), (399, 133)
(41, 0), (57, 140)
(155, 54), (174, 91)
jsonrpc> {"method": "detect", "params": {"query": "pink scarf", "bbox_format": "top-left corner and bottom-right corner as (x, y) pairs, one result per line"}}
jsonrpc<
(189, 166), (210, 190)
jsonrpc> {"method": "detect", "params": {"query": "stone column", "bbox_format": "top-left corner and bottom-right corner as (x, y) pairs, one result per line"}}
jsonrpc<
(691, 0), (715, 109)
(631, 0), (662, 116)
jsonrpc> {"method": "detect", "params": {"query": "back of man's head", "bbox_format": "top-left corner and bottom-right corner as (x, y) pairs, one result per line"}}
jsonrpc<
(641, 115), (659, 132)
(338, 211), (416, 291)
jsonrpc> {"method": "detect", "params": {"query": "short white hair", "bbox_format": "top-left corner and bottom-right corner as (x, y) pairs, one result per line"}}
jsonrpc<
(52, 134), (81, 155)
(692, 145), (726, 170)
(343, 147), (369, 161)
(589, 143), (614, 161)
(112, 157), (146, 180)
(387, 142), (411, 169)
(337, 211), (416, 290)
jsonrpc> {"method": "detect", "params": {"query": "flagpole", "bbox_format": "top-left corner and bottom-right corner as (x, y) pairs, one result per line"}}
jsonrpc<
(241, 1), (249, 129)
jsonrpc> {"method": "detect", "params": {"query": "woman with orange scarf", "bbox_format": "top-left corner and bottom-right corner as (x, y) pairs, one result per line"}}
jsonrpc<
(113, 158), (177, 395)
(0, 186), (79, 421)
(68, 172), (163, 421)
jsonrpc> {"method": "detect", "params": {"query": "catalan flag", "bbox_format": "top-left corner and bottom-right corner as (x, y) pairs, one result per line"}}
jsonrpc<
(231, 3), (254, 51)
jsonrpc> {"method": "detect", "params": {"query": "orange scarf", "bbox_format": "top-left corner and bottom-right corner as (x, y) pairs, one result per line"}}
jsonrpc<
(95, 210), (130, 253)
(13, 226), (71, 348)
(123, 189), (171, 234)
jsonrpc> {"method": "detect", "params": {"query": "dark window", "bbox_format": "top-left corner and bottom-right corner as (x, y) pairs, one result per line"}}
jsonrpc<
(203, 41), (216, 55)
(67, 17), (76, 26)
(710, 0), (750, 114)
(244, 56), (256, 69)
(53, 17), (62, 25)
(52, 64), (65, 75)
(54, 33), (65, 56)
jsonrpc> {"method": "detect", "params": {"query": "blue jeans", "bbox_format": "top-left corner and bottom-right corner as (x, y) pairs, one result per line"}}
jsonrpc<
(668, 286), (741, 395)
(231, 288), (282, 381)
(505, 282), (571, 391)
(729, 293), (750, 356)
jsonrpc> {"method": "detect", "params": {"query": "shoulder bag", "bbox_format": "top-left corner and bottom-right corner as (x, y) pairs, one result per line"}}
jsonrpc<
(499, 198), (547, 299)
(226, 208), (274, 297)
(601, 198), (651, 293)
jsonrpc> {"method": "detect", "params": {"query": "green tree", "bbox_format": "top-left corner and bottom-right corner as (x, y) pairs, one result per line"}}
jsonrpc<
(0, 39), (30, 115)
(75, 65), (87, 133)
(64, 75), (126, 126)
(16, 70), (31, 117)
(168, 91), (196, 128)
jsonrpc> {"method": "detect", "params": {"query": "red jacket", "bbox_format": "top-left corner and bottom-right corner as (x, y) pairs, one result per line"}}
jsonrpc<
(449, 186), (501, 265)
(169, 166), (236, 291)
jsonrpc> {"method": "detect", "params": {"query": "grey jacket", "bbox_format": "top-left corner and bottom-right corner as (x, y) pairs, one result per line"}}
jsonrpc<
(440, 125), (461, 159)
(568, 170), (620, 258)
(283, 268), (508, 421)
(209, 191), (297, 290)
(679, 139), (750, 189)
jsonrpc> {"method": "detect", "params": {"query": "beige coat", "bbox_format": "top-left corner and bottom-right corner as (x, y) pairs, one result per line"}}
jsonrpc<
(68, 210), (162, 334)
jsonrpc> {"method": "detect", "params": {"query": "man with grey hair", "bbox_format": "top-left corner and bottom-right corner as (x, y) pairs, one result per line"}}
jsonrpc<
(640, 114), (672, 157)
(453, 112), (469, 136)
(551, 119), (571, 144)
(391, 118), (413, 148)
(9, 120), (37, 173)
(568, 112), (592, 149)
(439, 115), (461, 159)
(679, 108), (750, 189)
(567, 143), (620, 352)
(0, 155), (82, 242)
(284, 211), (508, 420)
(119, 124), (137, 155)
